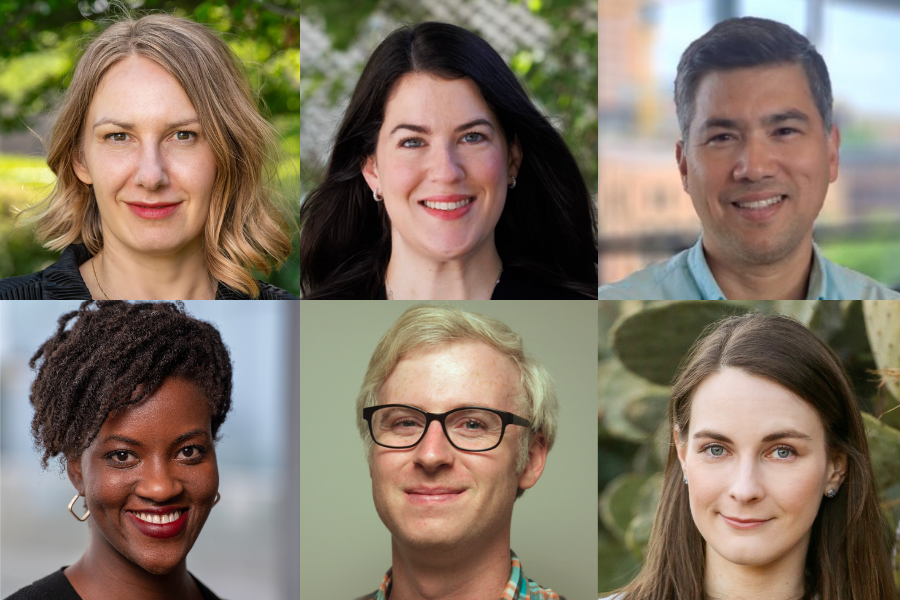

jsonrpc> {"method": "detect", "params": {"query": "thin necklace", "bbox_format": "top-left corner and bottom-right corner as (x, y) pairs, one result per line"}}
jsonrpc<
(386, 265), (503, 299)
(91, 257), (111, 299)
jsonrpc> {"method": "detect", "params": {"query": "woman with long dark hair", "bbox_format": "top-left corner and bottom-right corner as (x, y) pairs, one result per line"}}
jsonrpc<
(297, 22), (597, 299)
(603, 313), (897, 600)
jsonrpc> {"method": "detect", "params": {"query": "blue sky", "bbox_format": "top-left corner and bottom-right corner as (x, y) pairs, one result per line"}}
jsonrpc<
(652, 0), (900, 119)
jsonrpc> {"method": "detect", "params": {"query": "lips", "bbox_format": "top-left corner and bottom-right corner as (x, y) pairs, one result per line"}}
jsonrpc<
(732, 194), (785, 210)
(721, 514), (772, 530)
(418, 195), (475, 221)
(126, 202), (180, 220)
(404, 486), (466, 505)
(127, 507), (189, 539)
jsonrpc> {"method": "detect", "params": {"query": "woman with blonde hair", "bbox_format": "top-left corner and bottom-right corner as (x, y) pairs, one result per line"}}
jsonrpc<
(0, 13), (294, 299)
(603, 313), (898, 600)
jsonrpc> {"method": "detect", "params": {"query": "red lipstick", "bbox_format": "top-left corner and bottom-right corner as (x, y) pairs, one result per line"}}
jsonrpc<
(127, 507), (189, 539)
(127, 202), (180, 220)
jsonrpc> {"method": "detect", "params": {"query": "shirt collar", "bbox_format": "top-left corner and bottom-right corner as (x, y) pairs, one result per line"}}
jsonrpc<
(374, 551), (535, 600)
(687, 236), (826, 300)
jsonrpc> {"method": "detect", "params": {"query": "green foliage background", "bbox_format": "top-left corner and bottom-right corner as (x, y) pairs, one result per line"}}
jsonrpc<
(598, 300), (900, 595)
(0, 0), (597, 294)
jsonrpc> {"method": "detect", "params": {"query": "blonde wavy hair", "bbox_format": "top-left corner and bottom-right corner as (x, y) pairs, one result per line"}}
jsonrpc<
(21, 13), (291, 297)
(356, 304), (559, 498)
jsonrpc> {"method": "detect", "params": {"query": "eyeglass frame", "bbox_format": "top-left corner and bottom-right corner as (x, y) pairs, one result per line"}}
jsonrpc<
(362, 404), (532, 452)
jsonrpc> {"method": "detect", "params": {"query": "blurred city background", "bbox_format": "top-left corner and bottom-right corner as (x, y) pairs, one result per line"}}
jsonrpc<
(0, 0), (597, 294)
(598, 0), (900, 290)
(0, 301), (294, 599)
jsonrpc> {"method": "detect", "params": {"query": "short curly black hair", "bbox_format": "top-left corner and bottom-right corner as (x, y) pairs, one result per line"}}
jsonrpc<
(29, 301), (233, 469)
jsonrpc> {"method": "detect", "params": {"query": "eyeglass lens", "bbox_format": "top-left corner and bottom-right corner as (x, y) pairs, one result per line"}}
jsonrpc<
(370, 406), (505, 450)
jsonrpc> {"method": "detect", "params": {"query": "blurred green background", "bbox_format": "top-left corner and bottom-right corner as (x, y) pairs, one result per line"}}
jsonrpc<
(598, 300), (900, 595)
(0, 0), (598, 294)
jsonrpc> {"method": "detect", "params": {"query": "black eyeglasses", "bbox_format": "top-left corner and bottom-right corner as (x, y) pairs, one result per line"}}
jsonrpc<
(362, 404), (532, 452)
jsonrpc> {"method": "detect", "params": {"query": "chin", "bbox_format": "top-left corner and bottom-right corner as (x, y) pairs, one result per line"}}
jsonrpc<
(711, 542), (780, 567)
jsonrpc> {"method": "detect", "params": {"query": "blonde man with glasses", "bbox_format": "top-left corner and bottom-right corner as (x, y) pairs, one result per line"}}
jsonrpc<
(354, 304), (564, 600)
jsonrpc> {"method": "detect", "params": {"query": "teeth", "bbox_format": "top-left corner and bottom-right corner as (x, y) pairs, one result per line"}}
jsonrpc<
(133, 510), (182, 524)
(423, 198), (473, 211)
(736, 195), (783, 209)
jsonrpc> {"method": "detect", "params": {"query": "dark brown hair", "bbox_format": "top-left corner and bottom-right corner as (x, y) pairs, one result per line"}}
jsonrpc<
(619, 313), (896, 600)
(29, 301), (233, 469)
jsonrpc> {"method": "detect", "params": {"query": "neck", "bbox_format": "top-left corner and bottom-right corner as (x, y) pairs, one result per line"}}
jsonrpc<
(704, 239), (813, 300)
(64, 536), (201, 600)
(704, 538), (808, 600)
(384, 235), (502, 300)
(388, 535), (511, 600)
(80, 238), (215, 300)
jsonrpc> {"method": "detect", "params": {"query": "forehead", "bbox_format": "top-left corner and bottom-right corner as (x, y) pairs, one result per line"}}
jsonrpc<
(691, 63), (822, 129)
(381, 73), (499, 129)
(88, 55), (197, 124)
(688, 367), (825, 442)
(380, 342), (521, 412)
(97, 377), (213, 442)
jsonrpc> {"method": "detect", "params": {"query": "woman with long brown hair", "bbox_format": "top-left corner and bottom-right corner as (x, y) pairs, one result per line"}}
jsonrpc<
(604, 313), (897, 600)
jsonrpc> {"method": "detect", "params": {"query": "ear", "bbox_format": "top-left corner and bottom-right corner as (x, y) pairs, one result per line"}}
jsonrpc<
(517, 432), (548, 491)
(361, 155), (380, 197)
(825, 449), (847, 495)
(507, 135), (523, 179)
(72, 150), (93, 186)
(66, 455), (85, 495)
(826, 125), (840, 184)
(674, 427), (688, 475)
(675, 141), (688, 193)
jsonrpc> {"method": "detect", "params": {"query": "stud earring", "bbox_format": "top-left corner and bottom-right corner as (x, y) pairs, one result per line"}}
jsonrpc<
(508, 176), (517, 189)
(68, 493), (90, 522)
(682, 475), (688, 485)
(826, 489), (837, 498)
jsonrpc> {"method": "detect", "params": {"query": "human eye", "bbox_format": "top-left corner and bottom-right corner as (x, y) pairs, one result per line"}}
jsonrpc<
(768, 445), (797, 460)
(700, 443), (728, 458)
(399, 137), (425, 149)
(175, 444), (206, 463)
(104, 449), (138, 467)
(104, 132), (130, 142)
(173, 130), (197, 142)
(706, 132), (735, 145)
(461, 131), (486, 143)
(774, 127), (800, 137)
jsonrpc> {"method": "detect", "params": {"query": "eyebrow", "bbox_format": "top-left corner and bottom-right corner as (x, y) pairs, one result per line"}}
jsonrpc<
(692, 429), (813, 443)
(388, 118), (495, 137)
(100, 429), (210, 447)
(92, 117), (200, 131)
(699, 110), (810, 133)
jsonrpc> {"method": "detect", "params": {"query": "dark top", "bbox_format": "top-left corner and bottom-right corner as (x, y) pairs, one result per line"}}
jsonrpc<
(4, 567), (223, 600)
(0, 244), (297, 300)
(377, 267), (596, 300)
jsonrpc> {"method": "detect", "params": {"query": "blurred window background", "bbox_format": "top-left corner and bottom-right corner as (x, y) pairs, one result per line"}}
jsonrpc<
(598, 0), (900, 290)
(0, 301), (293, 600)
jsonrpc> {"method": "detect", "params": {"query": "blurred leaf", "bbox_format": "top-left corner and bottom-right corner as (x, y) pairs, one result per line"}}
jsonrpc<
(863, 301), (900, 402)
(599, 472), (651, 543)
(863, 412), (900, 494)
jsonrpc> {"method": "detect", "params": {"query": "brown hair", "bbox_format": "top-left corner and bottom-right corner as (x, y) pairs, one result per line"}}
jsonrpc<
(20, 13), (291, 297)
(619, 313), (897, 600)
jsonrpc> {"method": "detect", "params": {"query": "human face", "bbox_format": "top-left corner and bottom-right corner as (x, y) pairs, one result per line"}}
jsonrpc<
(676, 368), (845, 571)
(67, 377), (219, 575)
(676, 64), (840, 267)
(369, 342), (545, 552)
(73, 55), (217, 258)
(362, 74), (522, 262)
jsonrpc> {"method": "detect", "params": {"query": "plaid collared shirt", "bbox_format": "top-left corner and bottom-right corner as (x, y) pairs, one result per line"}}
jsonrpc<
(356, 550), (564, 600)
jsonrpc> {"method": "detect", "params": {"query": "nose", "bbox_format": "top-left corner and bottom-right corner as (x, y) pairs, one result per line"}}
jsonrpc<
(428, 142), (465, 184)
(732, 133), (777, 183)
(728, 457), (765, 503)
(133, 143), (169, 190)
(135, 457), (183, 502)
(411, 420), (455, 472)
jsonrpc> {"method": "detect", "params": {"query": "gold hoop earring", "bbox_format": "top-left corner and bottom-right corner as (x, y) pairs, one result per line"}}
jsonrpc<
(213, 491), (221, 506)
(68, 494), (90, 522)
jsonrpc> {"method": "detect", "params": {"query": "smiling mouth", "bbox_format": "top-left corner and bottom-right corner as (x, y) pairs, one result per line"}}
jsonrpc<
(131, 510), (184, 524)
(733, 195), (785, 209)
(421, 198), (474, 211)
